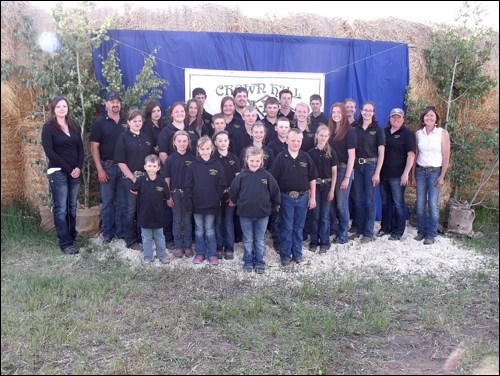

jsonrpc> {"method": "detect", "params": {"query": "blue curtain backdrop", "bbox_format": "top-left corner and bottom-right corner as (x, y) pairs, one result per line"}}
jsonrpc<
(92, 30), (410, 219)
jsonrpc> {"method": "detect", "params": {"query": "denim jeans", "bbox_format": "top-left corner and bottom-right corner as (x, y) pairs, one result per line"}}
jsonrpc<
(171, 191), (192, 249)
(310, 185), (332, 246)
(279, 193), (308, 261)
(334, 165), (353, 243)
(416, 167), (442, 239)
(100, 161), (125, 239)
(215, 205), (235, 251)
(240, 216), (269, 269)
(120, 176), (140, 246)
(48, 171), (81, 250)
(380, 178), (407, 238)
(194, 213), (217, 259)
(141, 227), (167, 261)
(269, 210), (281, 246)
(163, 204), (173, 243)
(353, 163), (377, 238)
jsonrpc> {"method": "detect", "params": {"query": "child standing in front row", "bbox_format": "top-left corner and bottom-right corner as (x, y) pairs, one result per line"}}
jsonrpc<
(184, 136), (227, 265)
(230, 146), (281, 274)
(130, 154), (170, 264)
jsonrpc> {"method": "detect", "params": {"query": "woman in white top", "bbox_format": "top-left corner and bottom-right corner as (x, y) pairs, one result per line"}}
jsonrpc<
(411, 106), (450, 245)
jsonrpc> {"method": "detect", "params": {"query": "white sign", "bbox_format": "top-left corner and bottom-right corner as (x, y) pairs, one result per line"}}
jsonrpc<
(185, 68), (325, 117)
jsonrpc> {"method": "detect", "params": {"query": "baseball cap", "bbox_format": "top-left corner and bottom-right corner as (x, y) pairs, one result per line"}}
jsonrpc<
(105, 91), (121, 101)
(390, 108), (404, 117)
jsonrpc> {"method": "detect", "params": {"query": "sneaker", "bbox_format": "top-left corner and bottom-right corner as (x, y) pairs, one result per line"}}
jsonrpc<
(208, 257), (219, 265)
(184, 248), (194, 257)
(255, 267), (265, 274)
(423, 238), (435, 245)
(166, 241), (175, 250)
(159, 257), (170, 264)
(193, 256), (204, 264)
(319, 245), (329, 254)
(217, 250), (225, 259)
(281, 259), (291, 267)
(128, 243), (142, 251)
(348, 226), (358, 234)
(143, 259), (152, 264)
(224, 252), (234, 260)
(62, 245), (79, 255)
(361, 236), (372, 244)
(348, 233), (361, 240)
(414, 234), (425, 241)
(376, 229), (388, 237)
(309, 244), (318, 252)
(388, 234), (401, 241)
(174, 249), (184, 258)
(243, 266), (253, 273)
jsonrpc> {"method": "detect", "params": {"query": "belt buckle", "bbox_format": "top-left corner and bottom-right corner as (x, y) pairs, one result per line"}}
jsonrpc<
(134, 171), (144, 178)
(316, 178), (323, 184)
(358, 158), (366, 165)
(288, 191), (299, 199)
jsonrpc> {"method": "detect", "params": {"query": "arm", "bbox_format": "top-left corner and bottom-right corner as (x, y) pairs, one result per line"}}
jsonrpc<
(90, 141), (108, 183)
(436, 129), (450, 188)
(328, 165), (337, 201)
(341, 148), (355, 190)
(165, 176), (174, 207)
(372, 145), (385, 187)
(411, 132), (419, 187)
(118, 162), (135, 183)
(308, 179), (317, 209)
(401, 151), (415, 186)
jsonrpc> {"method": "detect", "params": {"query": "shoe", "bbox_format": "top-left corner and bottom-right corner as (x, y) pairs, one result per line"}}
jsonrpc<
(62, 245), (79, 255)
(294, 257), (303, 264)
(273, 243), (281, 253)
(217, 250), (225, 259)
(224, 252), (234, 260)
(348, 233), (361, 240)
(281, 259), (291, 267)
(159, 257), (170, 264)
(243, 266), (253, 273)
(423, 238), (435, 245)
(103, 236), (114, 244)
(319, 245), (329, 254)
(184, 248), (194, 257)
(208, 257), (219, 265)
(309, 244), (318, 252)
(143, 259), (152, 264)
(361, 236), (372, 244)
(348, 226), (358, 234)
(127, 243), (142, 251)
(331, 236), (337, 244)
(166, 241), (175, 250)
(255, 267), (265, 274)
(414, 234), (425, 241)
(193, 256), (204, 264)
(388, 235), (401, 241)
(174, 249), (184, 258)
(376, 229), (388, 237)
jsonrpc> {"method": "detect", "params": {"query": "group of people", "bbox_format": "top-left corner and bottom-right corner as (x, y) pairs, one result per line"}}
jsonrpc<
(41, 87), (450, 273)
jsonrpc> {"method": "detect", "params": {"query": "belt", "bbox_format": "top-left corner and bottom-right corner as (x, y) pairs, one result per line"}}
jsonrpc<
(357, 157), (378, 165)
(316, 178), (332, 185)
(102, 159), (115, 164)
(282, 190), (307, 198)
(417, 165), (441, 172)
(171, 188), (184, 193)
(133, 171), (145, 177)
(338, 162), (347, 167)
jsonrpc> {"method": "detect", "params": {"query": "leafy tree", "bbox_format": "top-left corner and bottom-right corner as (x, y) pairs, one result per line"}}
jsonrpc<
(423, 1), (498, 205)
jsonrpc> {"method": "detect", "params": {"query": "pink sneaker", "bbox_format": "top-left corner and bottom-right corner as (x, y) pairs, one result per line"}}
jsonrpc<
(208, 257), (219, 265)
(193, 256), (204, 264)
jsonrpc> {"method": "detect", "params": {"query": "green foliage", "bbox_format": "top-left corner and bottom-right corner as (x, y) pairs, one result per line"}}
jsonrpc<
(100, 46), (169, 113)
(422, 2), (498, 203)
(404, 86), (428, 131)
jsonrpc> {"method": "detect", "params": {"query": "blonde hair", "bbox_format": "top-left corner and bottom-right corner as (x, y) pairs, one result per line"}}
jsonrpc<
(315, 124), (333, 158)
(196, 135), (214, 157)
(172, 130), (191, 151)
(244, 145), (264, 169)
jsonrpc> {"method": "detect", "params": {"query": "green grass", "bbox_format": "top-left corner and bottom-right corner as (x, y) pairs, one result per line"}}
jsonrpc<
(1, 202), (499, 374)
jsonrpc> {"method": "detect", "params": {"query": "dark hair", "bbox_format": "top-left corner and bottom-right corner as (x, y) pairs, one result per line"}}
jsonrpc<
(309, 94), (322, 103)
(418, 106), (441, 127)
(279, 88), (293, 99)
(144, 100), (164, 128)
(264, 96), (279, 107)
(192, 87), (207, 98)
(212, 130), (230, 142)
(220, 96), (236, 112)
(232, 86), (248, 97)
(185, 99), (203, 136)
(127, 108), (143, 123)
(212, 113), (225, 123)
(328, 102), (350, 141)
(356, 101), (377, 124)
(168, 101), (186, 122)
(49, 96), (77, 132)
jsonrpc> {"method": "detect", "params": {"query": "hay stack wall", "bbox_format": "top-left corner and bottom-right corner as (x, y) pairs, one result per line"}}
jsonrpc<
(1, 2), (498, 207)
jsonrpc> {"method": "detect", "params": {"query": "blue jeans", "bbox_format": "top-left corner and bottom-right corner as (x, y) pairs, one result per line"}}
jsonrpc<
(120, 177), (140, 246)
(279, 193), (308, 261)
(240, 216), (269, 269)
(171, 191), (192, 249)
(100, 161), (125, 239)
(380, 178), (407, 238)
(141, 227), (167, 261)
(416, 167), (442, 239)
(334, 165), (353, 243)
(310, 185), (332, 246)
(48, 171), (81, 250)
(163, 204), (173, 243)
(353, 163), (377, 238)
(215, 205), (235, 251)
(194, 213), (217, 259)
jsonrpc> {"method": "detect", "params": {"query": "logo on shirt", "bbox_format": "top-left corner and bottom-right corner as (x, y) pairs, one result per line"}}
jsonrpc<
(369, 131), (377, 136)
(394, 134), (401, 139)
(146, 141), (152, 146)
(299, 162), (308, 168)
(261, 178), (268, 185)
(209, 169), (219, 176)
(156, 186), (164, 192)
(185, 160), (192, 167)
(229, 160), (236, 165)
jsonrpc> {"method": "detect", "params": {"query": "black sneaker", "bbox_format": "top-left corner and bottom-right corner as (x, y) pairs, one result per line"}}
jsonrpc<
(376, 229), (388, 237)
(388, 234), (401, 241)
(62, 245), (79, 255)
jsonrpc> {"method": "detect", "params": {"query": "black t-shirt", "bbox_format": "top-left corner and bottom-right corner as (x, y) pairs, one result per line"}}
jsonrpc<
(330, 128), (357, 164)
(89, 115), (126, 161)
(381, 126), (416, 179)
(131, 175), (170, 228)
(114, 130), (154, 173)
(271, 150), (318, 192)
(308, 147), (339, 179)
